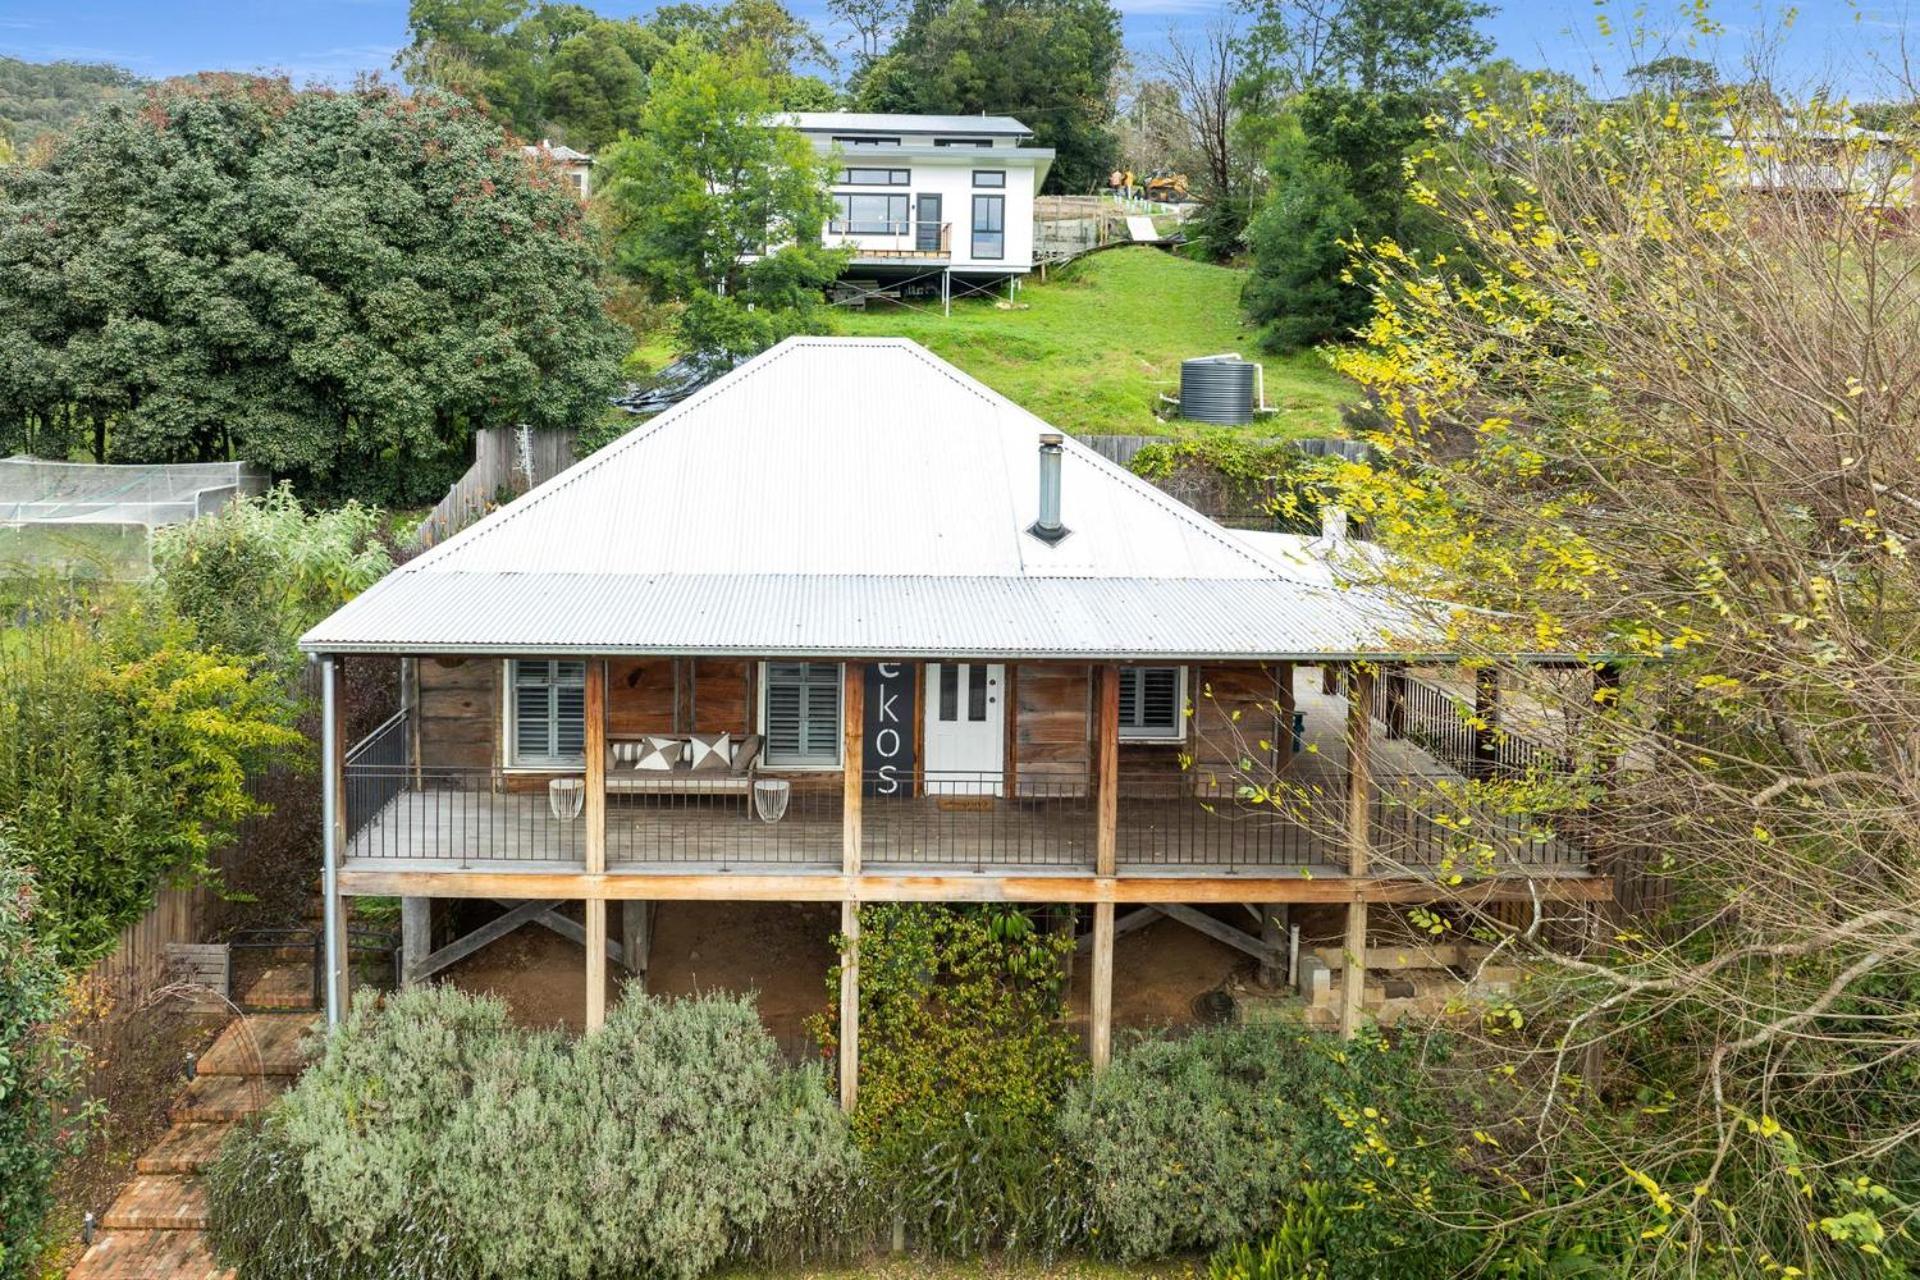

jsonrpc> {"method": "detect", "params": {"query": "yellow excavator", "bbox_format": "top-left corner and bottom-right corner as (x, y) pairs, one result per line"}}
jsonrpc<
(1142, 170), (1190, 202)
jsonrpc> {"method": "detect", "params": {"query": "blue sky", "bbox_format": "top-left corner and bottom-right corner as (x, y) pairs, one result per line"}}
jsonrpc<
(0, 0), (1906, 99)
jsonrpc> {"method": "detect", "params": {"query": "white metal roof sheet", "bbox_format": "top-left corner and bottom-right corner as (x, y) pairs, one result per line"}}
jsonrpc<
(785, 112), (1033, 136)
(301, 338), (1441, 658)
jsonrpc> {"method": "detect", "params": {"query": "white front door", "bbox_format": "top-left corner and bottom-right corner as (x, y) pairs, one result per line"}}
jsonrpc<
(923, 662), (1005, 795)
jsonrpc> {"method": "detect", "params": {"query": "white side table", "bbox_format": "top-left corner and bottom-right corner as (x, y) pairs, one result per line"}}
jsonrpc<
(548, 776), (586, 822)
(753, 778), (791, 823)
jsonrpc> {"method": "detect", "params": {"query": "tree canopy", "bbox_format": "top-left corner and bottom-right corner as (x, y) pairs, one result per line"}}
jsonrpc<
(0, 75), (628, 503)
(399, 0), (838, 151)
(0, 55), (141, 154)
(854, 0), (1124, 192)
(598, 42), (845, 364)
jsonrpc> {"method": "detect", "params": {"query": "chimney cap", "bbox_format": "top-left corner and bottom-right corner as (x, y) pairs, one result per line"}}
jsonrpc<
(1039, 432), (1063, 446)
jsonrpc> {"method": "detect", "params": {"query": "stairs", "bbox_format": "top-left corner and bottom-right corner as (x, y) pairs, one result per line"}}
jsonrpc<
(69, 1014), (314, 1280)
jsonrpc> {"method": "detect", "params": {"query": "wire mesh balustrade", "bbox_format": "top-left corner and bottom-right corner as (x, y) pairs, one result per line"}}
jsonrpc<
(863, 771), (1093, 871)
(605, 780), (842, 868)
(343, 764), (586, 866)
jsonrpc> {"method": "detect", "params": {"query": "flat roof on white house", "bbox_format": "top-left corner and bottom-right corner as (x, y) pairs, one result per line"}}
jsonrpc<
(300, 338), (1437, 659)
(784, 112), (1034, 137)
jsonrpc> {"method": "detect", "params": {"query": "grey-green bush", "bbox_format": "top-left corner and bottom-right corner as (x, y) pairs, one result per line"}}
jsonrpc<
(1058, 1020), (1474, 1273)
(207, 986), (856, 1280)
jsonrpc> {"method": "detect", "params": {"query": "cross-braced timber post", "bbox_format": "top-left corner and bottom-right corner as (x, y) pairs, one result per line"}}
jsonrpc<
(1342, 663), (1375, 1039)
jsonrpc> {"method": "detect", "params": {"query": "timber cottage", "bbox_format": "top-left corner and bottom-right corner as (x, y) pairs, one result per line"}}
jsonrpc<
(300, 337), (1608, 1102)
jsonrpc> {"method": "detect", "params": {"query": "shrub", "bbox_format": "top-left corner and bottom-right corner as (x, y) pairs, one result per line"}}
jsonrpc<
(207, 986), (855, 1280)
(0, 835), (90, 1280)
(1207, 1184), (1334, 1280)
(152, 485), (393, 677)
(1058, 1019), (1474, 1272)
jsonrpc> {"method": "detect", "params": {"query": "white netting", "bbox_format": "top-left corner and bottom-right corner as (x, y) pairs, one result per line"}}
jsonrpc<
(0, 456), (270, 579)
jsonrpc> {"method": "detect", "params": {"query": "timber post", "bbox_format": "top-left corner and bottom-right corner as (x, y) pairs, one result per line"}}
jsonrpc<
(622, 901), (654, 989)
(1342, 663), (1375, 1039)
(584, 659), (608, 1031)
(1384, 666), (1408, 740)
(320, 654), (349, 1027)
(1275, 661), (1296, 772)
(839, 664), (865, 1111)
(1471, 666), (1501, 780)
(1091, 663), (1120, 1072)
(400, 898), (431, 987)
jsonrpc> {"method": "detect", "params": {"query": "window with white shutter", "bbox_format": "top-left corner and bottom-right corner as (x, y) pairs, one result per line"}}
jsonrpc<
(1118, 667), (1185, 741)
(762, 662), (843, 767)
(508, 660), (587, 766)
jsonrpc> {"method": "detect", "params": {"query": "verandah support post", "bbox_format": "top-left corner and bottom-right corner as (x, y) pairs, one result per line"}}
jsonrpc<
(1472, 666), (1501, 780)
(1342, 663), (1375, 1039)
(584, 658), (608, 1031)
(1384, 666), (1408, 740)
(321, 654), (349, 1026)
(1090, 901), (1114, 1071)
(401, 898), (431, 987)
(622, 901), (654, 989)
(1276, 661), (1296, 771)
(840, 663), (865, 1111)
(1091, 663), (1120, 1072)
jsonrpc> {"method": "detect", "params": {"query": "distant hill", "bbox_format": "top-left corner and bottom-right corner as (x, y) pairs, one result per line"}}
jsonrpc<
(0, 56), (144, 150)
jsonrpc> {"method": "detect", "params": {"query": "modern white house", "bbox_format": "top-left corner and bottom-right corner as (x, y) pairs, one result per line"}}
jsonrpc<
(522, 140), (594, 198)
(781, 112), (1056, 297)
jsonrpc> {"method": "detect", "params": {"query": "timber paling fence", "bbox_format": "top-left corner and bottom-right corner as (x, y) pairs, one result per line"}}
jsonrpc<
(413, 425), (580, 549)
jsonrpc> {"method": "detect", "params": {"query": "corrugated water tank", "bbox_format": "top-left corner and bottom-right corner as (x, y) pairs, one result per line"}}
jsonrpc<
(1179, 356), (1257, 424)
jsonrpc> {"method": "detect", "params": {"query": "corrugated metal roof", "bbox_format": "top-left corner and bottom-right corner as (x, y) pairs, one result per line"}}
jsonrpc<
(784, 112), (1033, 136)
(301, 338), (1443, 658)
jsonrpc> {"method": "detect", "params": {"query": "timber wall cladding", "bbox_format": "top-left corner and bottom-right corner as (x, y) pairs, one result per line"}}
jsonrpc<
(1016, 663), (1091, 796)
(418, 657), (499, 769)
(608, 659), (752, 736)
(1190, 663), (1282, 794)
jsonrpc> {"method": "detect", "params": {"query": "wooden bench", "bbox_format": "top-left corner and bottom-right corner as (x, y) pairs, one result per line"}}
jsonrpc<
(604, 735), (762, 797)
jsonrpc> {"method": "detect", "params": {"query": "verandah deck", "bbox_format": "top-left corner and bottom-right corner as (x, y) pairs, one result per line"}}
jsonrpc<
(344, 781), (1582, 876)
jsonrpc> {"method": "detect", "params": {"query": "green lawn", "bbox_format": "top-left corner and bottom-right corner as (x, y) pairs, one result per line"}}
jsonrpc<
(833, 247), (1355, 438)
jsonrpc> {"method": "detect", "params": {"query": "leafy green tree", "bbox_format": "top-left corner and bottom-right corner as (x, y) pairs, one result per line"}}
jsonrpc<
(0, 55), (142, 154)
(0, 599), (302, 964)
(1625, 54), (1719, 100)
(1236, 0), (1491, 350)
(0, 76), (627, 503)
(0, 836), (88, 1280)
(856, 0), (1124, 193)
(400, 0), (832, 148)
(599, 42), (844, 363)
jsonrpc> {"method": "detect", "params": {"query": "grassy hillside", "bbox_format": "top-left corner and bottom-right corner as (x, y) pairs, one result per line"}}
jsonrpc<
(833, 247), (1355, 437)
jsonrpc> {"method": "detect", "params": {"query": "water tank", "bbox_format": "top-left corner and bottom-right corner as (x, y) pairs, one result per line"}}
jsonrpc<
(1179, 356), (1256, 425)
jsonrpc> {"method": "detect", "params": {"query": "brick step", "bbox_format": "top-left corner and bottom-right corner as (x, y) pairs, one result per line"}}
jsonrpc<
(238, 963), (317, 1008)
(68, 1229), (233, 1279)
(171, 1073), (284, 1124)
(100, 1174), (209, 1231)
(195, 1014), (316, 1077)
(136, 1122), (235, 1175)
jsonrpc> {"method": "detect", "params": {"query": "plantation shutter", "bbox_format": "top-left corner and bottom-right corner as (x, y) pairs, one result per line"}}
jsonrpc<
(765, 663), (842, 766)
(510, 660), (587, 765)
(1118, 667), (1182, 740)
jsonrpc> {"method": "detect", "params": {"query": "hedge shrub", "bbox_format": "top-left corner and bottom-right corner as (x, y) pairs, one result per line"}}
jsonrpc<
(207, 986), (856, 1280)
(1058, 1019), (1474, 1273)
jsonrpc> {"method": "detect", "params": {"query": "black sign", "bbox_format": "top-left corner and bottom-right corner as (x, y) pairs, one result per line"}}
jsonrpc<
(863, 662), (916, 797)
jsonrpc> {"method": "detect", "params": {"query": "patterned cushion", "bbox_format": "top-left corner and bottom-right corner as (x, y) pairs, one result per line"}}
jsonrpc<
(610, 741), (647, 766)
(632, 736), (684, 772)
(686, 732), (733, 772)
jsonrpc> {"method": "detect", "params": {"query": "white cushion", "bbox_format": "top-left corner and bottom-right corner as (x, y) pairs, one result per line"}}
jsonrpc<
(632, 736), (683, 772)
(686, 732), (733, 772)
